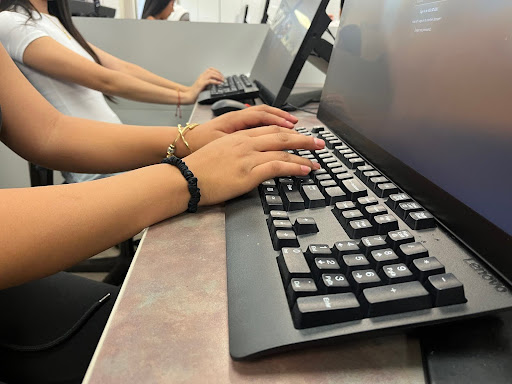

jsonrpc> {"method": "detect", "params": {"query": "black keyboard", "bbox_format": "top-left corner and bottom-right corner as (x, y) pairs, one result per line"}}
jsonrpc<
(225, 124), (512, 360)
(197, 74), (259, 104)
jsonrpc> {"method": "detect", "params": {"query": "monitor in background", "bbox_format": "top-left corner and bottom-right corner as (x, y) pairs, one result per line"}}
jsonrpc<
(69, 0), (116, 17)
(318, 0), (512, 282)
(198, 0), (332, 109)
(250, 0), (332, 109)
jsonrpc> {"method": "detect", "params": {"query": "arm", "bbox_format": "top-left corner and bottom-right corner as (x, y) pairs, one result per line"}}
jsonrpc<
(23, 37), (199, 104)
(1, 43), (297, 172)
(0, 43), (325, 288)
(90, 44), (224, 93)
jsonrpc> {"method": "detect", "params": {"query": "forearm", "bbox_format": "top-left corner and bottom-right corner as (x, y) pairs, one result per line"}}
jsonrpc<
(122, 62), (190, 92)
(0, 164), (189, 289)
(6, 114), (191, 173)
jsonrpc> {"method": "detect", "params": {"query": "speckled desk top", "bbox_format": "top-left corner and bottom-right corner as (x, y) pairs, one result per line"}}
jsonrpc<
(84, 104), (425, 384)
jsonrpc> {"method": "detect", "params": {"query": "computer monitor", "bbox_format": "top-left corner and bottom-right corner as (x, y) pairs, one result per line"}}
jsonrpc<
(317, 0), (512, 283)
(249, 0), (332, 108)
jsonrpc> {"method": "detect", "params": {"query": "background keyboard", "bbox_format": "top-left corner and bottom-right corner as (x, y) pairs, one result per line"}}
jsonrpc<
(197, 74), (259, 104)
(225, 123), (512, 360)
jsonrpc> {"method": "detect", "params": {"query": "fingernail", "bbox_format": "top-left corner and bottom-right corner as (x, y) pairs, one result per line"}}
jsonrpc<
(313, 162), (321, 170)
(314, 138), (325, 148)
(285, 121), (294, 128)
(300, 165), (312, 173)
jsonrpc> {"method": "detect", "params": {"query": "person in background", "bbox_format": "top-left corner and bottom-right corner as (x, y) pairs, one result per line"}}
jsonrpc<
(168, 0), (190, 21)
(142, 0), (175, 20)
(0, 42), (324, 383)
(0, 0), (223, 183)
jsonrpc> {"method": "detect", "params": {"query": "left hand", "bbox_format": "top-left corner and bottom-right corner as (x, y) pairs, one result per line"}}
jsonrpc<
(177, 105), (300, 156)
(193, 68), (224, 90)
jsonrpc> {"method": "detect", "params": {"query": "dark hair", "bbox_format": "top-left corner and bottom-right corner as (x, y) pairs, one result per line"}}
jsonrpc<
(142, 0), (173, 19)
(0, 0), (114, 101)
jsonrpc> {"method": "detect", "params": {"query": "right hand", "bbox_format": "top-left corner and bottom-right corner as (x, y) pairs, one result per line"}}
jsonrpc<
(183, 127), (325, 206)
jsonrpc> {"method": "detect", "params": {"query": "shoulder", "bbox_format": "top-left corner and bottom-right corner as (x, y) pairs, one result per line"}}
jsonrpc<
(0, 9), (41, 31)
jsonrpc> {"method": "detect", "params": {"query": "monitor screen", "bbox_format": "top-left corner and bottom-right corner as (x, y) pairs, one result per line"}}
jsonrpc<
(318, 0), (512, 274)
(250, 0), (330, 106)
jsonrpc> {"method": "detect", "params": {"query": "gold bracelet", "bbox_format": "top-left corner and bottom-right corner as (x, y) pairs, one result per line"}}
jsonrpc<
(166, 122), (200, 158)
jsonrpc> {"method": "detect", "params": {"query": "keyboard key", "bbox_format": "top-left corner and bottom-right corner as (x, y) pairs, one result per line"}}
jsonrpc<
(386, 230), (415, 250)
(347, 219), (375, 238)
(396, 201), (423, 220)
(269, 210), (288, 220)
(411, 257), (445, 282)
(312, 168), (328, 181)
(286, 278), (318, 304)
(292, 293), (362, 328)
(329, 166), (349, 177)
(361, 281), (432, 317)
(386, 193), (412, 210)
(341, 254), (371, 274)
(311, 126), (324, 133)
(331, 240), (360, 258)
(425, 273), (467, 307)
(263, 195), (283, 213)
(277, 248), (311, 285)
(261, 185), (279, 195)
(341, 179), (367, 200)
(260, 179), (276, 188)
(355, 165), (374, 178)
(269, 219), (293, 238)
(349, 269), (382, 295)
(375, 183), (400, 198)
(293, 217), (319, 235)
(305, 244), (332, 261)
(362, 170), (381, 183)
(369, 176), (389, 190)
(364, 204), (388, 220)
(319, 274), (351, 294)
(406, 211), (436, 230)
(379, 263), (415, 284)
(272, 230), (299, 250)
(319, 179), (338, 194)
(339, 209), (364, 227)
(369, 248), (400, 270)
(300, 184), (326, 209)
(281, 183), (305, 211)
(373, 214), (399, 234)
(312, 257), (342, 280)
(335, 173), (354, 183)
(359, 235), (388, 256)
(332, 201), (357, 218)
(356, 196), (379, 210)
(324, 186), (347, 205)
(347, 157), (365, 169)
(397, 242), (429, 264)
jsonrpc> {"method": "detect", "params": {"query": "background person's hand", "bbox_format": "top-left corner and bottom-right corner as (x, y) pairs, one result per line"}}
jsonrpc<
(184, 128), (325, 206)
(177, 105), (300, 156)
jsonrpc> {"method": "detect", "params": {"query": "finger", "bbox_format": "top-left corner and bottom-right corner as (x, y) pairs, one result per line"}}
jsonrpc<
(251, 160), (316, 183)
(256, 151), (320, 170)
(237, 109), (297, 129)
(237, 125), (300, 137)
(251, 132), (325, 152)
(250, 105), (299, 123)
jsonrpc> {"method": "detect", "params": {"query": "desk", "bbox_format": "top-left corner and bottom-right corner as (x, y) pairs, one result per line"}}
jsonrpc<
(84, 103), (425, 383)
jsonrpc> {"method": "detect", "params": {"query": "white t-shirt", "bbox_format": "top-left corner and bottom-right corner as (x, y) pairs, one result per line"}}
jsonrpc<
(0, 9), (121, 183)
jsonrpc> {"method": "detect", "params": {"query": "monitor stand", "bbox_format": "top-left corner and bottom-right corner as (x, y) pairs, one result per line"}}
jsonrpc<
(283, 88), (323, 111)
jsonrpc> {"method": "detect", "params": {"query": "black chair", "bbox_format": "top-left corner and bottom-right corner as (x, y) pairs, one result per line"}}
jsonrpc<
(28, 163), (135, 285)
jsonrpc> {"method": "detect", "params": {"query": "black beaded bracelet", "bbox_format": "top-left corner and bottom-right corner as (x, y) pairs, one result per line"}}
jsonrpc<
(161, 156), (201, 213)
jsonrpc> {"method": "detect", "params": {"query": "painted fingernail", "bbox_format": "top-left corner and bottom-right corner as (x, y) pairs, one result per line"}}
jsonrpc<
(314, 138), (325, 147)
(301, 165), (312, 173)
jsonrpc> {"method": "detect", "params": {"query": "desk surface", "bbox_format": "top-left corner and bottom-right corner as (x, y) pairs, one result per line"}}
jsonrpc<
(84, 104), (425, 384)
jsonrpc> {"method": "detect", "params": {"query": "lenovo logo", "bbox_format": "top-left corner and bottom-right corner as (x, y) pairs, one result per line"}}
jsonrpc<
(463, 258), (509, 293)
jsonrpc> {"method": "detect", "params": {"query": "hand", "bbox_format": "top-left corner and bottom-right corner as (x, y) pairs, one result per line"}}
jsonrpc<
(184, 127), (325, 206)
(177, 105), (299, 156)
(189, 67), (224, 96)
